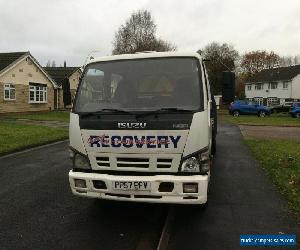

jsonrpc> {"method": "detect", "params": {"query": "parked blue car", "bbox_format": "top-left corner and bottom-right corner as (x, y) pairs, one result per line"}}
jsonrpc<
(229, 100), (271, 117)
(289, 103), (300, 118)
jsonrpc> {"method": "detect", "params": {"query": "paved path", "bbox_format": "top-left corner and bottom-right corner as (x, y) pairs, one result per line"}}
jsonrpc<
(240, 125), (300, 140)
(0, 122), (298, 249)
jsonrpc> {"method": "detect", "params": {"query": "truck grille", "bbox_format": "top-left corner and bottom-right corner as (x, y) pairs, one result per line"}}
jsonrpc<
(116, 157), (149, 168)
(95, 157), (110, 167)
(157, 158), (172, 168)
(91, 154), (180, 172)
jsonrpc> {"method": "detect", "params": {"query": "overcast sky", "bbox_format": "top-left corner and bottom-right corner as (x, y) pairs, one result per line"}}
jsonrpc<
(1, 0), (299, 66)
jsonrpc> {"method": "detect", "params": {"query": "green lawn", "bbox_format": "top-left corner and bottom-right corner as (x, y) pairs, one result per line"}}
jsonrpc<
(219, 113), (300, 127)
(3, 111), (70, 123)
(245, 138), (300, 218)
(0, 121), (68, 155)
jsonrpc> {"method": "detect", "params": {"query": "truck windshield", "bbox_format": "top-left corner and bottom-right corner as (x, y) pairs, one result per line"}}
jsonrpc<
(74, 57), (203, 113)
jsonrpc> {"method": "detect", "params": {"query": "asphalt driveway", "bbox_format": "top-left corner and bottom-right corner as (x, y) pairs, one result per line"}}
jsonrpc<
(0, 122), (298, 249)
(168, 123), (299, 249)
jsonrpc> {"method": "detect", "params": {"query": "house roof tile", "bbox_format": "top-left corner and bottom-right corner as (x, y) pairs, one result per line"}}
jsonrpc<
(44, 67), (80, 86)
(247, 65), (300, 83)
(0, 52), (28, 72)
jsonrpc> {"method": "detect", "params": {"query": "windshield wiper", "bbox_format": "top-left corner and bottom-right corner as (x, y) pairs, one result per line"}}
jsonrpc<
(79, 108), (134, 118)
(136, 107), (194, 118)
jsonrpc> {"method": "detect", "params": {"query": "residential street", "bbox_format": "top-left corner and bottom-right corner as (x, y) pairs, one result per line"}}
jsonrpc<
(0, 123), (299, 250)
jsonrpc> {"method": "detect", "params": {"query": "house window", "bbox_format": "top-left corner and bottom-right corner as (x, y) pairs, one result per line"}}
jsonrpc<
(283, 82), (289, 89)
(267, 97), (279, 106)
(255, 84), (263, 90)
(254, 97), (263, 105)
(29, 84), (47, 103)
(270, 82), (278, 89)
(4, 84), (16, 100)
(247, 85), (251, 91)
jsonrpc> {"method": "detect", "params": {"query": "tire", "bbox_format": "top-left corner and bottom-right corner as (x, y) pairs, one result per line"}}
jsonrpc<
(296, 113), (300, 118)
(233, 110), (240, 117)
(258, 111), (266, 117)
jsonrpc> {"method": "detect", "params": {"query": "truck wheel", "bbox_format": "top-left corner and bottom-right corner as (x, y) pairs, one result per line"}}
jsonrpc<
(258, 111), (266, 117)
(296, 113), (300, 118)
(233, 110), (240, 117)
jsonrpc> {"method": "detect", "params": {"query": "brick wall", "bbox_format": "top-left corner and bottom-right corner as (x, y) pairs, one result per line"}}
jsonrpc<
(0, 83), (55, 113)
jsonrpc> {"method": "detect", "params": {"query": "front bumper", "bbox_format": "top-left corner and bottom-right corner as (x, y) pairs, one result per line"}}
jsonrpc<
(69, 171), (209, 204)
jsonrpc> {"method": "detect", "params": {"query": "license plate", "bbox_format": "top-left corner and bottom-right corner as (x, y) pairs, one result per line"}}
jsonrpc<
(112, 181), (150, 191)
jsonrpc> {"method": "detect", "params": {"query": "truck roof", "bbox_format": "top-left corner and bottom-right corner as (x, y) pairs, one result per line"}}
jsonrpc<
(88, 51), (202, 64)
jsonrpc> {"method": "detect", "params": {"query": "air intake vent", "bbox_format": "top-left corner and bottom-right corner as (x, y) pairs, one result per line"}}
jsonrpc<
(92, 153), (180, 172)
(96, 156), (110, 167)
(116, 157), (149, 168)
(157, 158), (172, 168)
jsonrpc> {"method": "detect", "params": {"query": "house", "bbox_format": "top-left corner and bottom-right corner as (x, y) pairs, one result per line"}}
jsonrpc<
(0, 52), (63, 113)
(44, 66), (81, 107)
(245, 65), (300, 106)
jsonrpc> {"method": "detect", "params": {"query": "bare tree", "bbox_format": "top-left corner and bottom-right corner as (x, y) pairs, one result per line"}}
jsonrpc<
(112, 10), (176, 55)
(51, 60), (56, 67)
(241, 50), (281, 76)
(280, 55), (300, 66)
(46, 60), (51, 67)
(199, 42), (239, 94)
(280, 56), (293, 67)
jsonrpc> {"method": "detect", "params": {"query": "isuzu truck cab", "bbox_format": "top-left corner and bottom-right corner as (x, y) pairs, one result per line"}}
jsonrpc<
(69, 51), (214, 204)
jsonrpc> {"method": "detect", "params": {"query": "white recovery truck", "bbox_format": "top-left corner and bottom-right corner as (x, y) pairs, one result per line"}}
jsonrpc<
(68, 51), (216, 204)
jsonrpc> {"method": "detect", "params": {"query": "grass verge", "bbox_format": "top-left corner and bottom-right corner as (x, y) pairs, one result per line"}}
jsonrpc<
(0, 120), (68, 155)
(219, 113), (300, 127)
(3, 111), (70, 123)
(245, 137), (300, 218)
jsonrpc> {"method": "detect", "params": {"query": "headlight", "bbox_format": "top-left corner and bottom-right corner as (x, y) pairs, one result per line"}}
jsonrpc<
(73, 152), (91, 170)
(180, 149), (210, 174)
(181, 157), (200, 172)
